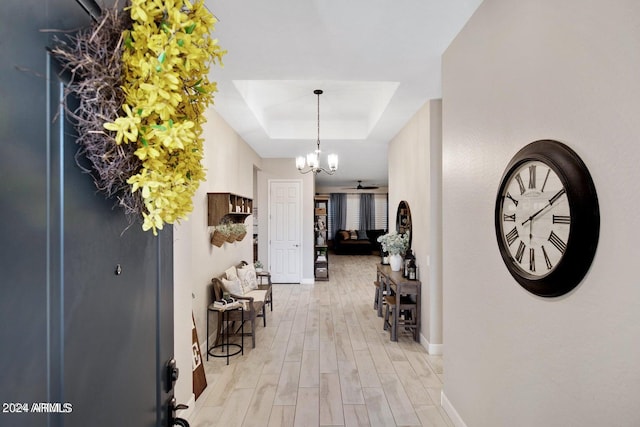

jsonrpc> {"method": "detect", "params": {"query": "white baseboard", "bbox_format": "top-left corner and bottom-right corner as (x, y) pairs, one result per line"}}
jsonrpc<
(300, 278), (315, 285)
(428, 342), (443, 355)
(419, 332), (443, 355)
(441, 391), (467, 427)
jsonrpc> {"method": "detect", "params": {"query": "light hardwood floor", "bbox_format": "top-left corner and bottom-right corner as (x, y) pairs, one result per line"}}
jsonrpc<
(189, 254), (452, 427)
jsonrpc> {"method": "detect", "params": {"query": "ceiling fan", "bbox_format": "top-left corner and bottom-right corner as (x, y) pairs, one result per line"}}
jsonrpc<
(344, 180), (379, 190)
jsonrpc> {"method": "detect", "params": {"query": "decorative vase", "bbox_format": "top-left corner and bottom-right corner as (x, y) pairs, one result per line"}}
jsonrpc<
(389, 254), (403, 272)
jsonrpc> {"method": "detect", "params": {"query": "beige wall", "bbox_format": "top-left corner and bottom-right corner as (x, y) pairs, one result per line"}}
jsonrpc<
(173, 107), (261, 408)
(442, 0), (640, 425)
(388, 99), (443, 353)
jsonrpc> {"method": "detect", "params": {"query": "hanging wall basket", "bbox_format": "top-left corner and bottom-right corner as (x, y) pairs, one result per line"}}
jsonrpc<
(211, 230), (226, 247)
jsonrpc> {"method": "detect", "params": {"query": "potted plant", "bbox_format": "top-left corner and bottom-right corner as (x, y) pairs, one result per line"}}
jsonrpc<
(230, 223), (247, 241)
(254, 260), (264, 272)
(211, 224), (231, 247)
(212, 223), (235, 243)
(377, 231), (409, 271)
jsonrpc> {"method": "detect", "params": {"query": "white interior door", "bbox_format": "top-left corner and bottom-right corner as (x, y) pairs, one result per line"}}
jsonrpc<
(269, 180), (302, 283)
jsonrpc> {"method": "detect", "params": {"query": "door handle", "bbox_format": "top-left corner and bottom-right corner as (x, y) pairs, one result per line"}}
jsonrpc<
(169, 397), (190, 426)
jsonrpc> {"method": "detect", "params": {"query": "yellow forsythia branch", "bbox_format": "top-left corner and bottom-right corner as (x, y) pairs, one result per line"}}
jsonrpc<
(104, 0), (225, 235)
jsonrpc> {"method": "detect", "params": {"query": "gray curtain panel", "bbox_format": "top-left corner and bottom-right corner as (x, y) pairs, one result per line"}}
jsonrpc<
(330, 193), (347, 233)
(359, 193), (375, 230)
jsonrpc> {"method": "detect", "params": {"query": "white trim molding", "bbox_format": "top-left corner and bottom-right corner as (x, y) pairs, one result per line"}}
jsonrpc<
(419, 332), (443, 355)
(441, 392), (468, 427)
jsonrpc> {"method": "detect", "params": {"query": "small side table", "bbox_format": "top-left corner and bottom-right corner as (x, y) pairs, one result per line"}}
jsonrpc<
(206, 304), (244, 365)
(256, 270), (273, 311)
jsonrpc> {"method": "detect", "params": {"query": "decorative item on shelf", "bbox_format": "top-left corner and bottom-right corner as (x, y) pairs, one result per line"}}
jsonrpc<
(403, 249), (415, 278)
(381, 250), (390, 265)
(377, 231), (409, 272)
(316, 247), (328, 262)
(295, 90), (338, 175)
(389, 254), (403, 272)
(408, 258), (417, 280)
(254, 260), (263, 273)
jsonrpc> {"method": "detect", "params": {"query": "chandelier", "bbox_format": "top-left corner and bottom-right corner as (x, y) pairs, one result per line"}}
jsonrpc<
(296, 89), (338, 175)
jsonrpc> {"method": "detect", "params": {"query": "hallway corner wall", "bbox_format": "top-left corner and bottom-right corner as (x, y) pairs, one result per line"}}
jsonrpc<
(388, 99), (443, 353)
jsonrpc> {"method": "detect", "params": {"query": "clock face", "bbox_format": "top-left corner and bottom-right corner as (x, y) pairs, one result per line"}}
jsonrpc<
(494, 140), (599, 297)
(498, 160), (571, 278)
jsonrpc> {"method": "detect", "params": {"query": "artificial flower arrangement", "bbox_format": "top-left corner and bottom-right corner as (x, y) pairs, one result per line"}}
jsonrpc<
(49, 0), (225, 235)
(377, 231), (409, 255)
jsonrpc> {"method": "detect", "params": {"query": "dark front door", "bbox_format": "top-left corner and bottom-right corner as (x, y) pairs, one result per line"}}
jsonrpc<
(0, 1), (175, 426)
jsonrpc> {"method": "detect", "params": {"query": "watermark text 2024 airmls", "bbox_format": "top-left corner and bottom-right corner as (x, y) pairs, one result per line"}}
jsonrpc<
(3, 402), (73, 413)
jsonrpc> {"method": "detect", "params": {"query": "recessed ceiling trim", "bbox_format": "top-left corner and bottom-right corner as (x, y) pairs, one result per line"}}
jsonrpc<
(232, 80), (399, 140)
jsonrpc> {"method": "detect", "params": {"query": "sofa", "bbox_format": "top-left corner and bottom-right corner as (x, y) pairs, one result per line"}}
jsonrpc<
(333, 229), (386, 255)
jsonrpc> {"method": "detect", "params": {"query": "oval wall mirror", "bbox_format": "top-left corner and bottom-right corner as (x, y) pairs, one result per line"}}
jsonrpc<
(396, 200), (412, 249)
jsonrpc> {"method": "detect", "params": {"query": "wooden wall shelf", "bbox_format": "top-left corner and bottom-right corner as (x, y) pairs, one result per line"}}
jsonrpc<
(207, 192), (253, 226)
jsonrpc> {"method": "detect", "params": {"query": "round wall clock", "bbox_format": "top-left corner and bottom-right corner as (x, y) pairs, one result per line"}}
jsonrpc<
(495, 140), (599, 297)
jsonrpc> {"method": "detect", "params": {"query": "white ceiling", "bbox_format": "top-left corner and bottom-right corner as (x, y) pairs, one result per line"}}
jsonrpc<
(205, 0), (483, 187)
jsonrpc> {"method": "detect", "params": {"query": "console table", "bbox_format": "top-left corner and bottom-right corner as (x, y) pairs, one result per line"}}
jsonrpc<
(376, 264), (421, 342)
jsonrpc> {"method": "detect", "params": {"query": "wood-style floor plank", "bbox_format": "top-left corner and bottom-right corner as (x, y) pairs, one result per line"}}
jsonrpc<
(189, 254), (450, 427)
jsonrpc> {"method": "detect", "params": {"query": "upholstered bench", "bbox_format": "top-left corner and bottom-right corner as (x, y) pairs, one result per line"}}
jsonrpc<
(210, 261), (271, 348)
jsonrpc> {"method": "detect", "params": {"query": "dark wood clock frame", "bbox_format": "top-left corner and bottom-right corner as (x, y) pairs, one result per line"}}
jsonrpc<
(494, 140), (600, 297)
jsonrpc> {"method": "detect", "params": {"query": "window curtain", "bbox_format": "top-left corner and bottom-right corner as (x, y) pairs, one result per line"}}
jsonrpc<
(330, 193), (347, 234)
(359, 193), (375, 230)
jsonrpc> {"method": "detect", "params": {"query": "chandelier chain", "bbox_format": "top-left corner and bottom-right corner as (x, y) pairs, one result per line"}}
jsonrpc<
(317, 90), (321, 151)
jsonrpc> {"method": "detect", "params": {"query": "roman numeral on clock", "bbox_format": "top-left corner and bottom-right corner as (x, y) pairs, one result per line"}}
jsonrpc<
(505, 192), (518, 206)
(549, 188), (566, 205)
(503, 213), (516, 222)
(542, 245), (552, 270)
(515, 173), (526, 195)
(528, 165), (536, 189)
(529, 248), (535, 272)
(541, 168), (551, 192)
(552, 215), (571, 224)
(548, 230), (567, 254)
(515, 241), (525, 263)
(505, 227), (519, 247)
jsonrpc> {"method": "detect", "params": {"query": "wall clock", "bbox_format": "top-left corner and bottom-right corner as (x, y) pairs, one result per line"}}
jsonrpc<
(495, 140), (599, 297)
